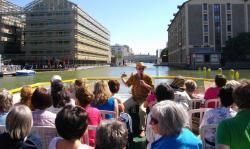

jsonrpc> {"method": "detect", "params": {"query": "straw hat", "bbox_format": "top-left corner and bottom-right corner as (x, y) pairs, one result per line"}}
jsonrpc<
(136, 62), (147, 69)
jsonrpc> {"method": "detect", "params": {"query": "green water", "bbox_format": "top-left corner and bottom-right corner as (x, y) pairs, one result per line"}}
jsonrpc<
(1, 64), (250, 90)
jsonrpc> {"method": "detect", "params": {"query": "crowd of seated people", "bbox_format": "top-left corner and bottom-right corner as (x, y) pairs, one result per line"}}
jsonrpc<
(1, 74), (250, 149)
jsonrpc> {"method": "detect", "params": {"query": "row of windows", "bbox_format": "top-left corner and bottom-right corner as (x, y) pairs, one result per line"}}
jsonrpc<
(28, 21), (72, 27)
(28, 31), (71, 36)
(27, 41), (71, 45)
(28, 12), (72, 17)
(203, 3), (231, 11)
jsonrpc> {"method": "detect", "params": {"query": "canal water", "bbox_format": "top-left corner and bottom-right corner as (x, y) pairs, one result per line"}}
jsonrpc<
(1, 63), (250, 90)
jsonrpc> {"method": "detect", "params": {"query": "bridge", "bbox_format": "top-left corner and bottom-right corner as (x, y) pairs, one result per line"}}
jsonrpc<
(124, 54), (157, 63)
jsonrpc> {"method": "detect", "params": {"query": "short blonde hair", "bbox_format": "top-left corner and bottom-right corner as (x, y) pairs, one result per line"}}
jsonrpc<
(0, 89), (13, 112)
(93, 81), (112, 104)
(20, 86), (33, 105)
(185, 80), (197, 93)
(6, 105), (33, 140)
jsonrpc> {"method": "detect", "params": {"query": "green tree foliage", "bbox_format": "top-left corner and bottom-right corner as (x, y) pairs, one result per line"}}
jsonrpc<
(223, 32), (250, 62)
(160, 48), (168, 62)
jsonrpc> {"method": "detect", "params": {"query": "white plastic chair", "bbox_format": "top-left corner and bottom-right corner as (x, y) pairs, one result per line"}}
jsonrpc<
(99, 110), (116, 119)
(191, 99), (204, 109)
(200, 124), (218, 149)
(204, 98), (220, 108)
(188, 108), (210, 131)
(83, 125), (98, 145)
(31, 126), (57, 149)
(0, 125), (6, 134)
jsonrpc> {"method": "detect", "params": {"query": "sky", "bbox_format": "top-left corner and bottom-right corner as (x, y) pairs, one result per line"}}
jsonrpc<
(9, 0), (186, 55)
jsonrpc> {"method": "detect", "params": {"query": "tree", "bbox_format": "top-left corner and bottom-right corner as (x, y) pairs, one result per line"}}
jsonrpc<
(160, 48), (168, 62)
(223, 32), (250, 62)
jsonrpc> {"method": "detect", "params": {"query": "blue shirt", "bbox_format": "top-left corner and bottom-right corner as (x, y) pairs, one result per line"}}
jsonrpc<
(0, 112), (8, 125)
(92, 96), (115, 119)
(151, 128), (202, 149)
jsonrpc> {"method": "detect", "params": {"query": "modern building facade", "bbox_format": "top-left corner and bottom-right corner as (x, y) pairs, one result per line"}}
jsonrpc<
(167, 0), (250, 69)
(23, 0), (110, 66)
(0, 0), (24, 56)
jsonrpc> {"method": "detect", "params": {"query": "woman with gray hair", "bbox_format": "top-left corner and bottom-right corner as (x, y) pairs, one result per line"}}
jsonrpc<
(95, 120), (128, 149)
(0, 105), (42, 149)
(0, 89), (13, 125)
(150, 100), (202, 149)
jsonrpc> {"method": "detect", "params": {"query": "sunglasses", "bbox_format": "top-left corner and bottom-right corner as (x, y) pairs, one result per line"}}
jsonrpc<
(137, 68), (144, 70)
(150, 116), (158, 125)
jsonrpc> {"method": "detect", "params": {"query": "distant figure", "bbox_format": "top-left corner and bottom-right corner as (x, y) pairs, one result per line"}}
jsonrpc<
(121, 62), (153, 137)
(0, 105), (42, 149)
(95, 120), (128, 149)
(92, 81), (119, 119)
(0, 89), (13, 125)
(150, 100), (202, 149)
(216, 80), (250, 149)
(16, 85), (33, 109)
(75, 86), (102, 147)
(49, 105), (93, 149)
(31, 87), (56, 127)
(204, 74), (227, 108)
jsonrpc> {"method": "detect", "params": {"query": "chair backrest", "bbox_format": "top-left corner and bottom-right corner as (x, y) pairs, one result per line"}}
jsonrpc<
(31, 126), (57, 149)
(83, 125), (98, 145)
(99, 110), (116, 119)
(200, 124), (218, 149)
(0, 125), (6, 134)
(188, 108), (210, 130)
(191, 99), (203, 109)
(204, 98), (220, 108)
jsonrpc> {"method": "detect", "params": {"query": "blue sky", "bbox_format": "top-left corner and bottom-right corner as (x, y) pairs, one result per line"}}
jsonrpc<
(9, 0), (186, 55)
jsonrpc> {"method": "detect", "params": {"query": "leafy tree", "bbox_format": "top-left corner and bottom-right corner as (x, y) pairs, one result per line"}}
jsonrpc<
(160, 48), (168, 62)
(223, 32), (250, 62)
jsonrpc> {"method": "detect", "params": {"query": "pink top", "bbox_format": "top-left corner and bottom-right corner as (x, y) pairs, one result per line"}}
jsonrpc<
(146, 91), (156, 108)
(204, 86), (220, 108)
(83, 106), (102, 147)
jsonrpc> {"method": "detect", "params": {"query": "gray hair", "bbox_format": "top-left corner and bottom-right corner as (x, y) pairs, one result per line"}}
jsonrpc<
(95, 119), (128, 149)
(152, 100), (188, 136)
(0, 89), (13, 112)
(6, 105), (33, 140)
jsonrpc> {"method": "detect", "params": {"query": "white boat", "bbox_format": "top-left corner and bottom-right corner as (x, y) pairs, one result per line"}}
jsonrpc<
(15, 69), (36, 76)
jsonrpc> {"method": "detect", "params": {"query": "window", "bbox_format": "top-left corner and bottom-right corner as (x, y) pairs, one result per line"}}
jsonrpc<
(204, 36), (209, 43)
(227, 14), (231, 21)
(227, 25), (232, 32)
(204, 25), (208, 32)
(204, 14), (208, 21)
(227, 3), (231, 10)
(204, 55), (210, 62)
(227, 35), (232, 40)
(203, 3), (208, 11)
(214, 4), (220, 13)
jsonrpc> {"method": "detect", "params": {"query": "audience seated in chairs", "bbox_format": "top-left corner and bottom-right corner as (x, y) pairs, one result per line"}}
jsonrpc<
(15, 85), (33, 109)
(200, 86), (237, 149)
(185, 80), (200, 99)
(216, 80), (250, 149)
(95, 120), (128, 149)
(31, 87), (56, 127)
(0, 105), (42, 149)
(92, 81), (119, 119)
(150, 100), (202, 149)
(75, 86), (102, 147)
(146, 83), (175, 149)
(0, 89), (13, 125)
(48, 105), (92, 149)
(204, 75), (226, 108)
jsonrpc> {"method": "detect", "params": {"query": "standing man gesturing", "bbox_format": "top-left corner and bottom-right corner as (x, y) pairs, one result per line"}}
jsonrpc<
(121, 62), (153, 137)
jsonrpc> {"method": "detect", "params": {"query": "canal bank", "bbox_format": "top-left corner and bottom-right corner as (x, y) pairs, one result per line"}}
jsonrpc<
(1, 63), (250, 90)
